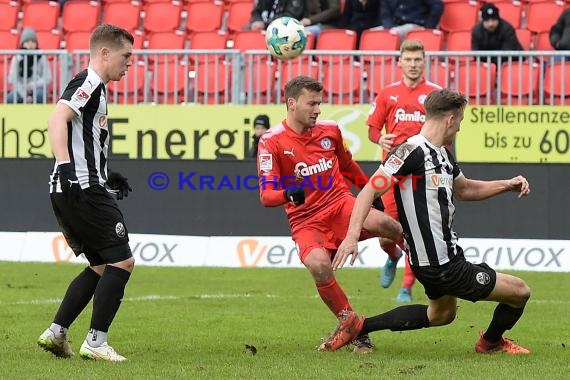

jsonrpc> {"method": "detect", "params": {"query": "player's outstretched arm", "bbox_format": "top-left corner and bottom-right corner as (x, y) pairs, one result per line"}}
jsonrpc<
(453, 175), (530, 201)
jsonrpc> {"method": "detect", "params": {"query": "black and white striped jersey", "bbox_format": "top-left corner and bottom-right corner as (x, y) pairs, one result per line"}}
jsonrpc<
(49, 68), (109, 193)
(380, 134), (464, 267)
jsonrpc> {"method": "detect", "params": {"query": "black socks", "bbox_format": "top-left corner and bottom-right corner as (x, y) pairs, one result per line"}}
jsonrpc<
(90, 265), (131, 332)
(361, 305), (430, 335)
(54, 266), (101, 328)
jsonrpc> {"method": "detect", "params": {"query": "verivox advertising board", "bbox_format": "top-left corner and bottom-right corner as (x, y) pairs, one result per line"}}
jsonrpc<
(0, 105), (567, 162)
(1, 232), (568, 272)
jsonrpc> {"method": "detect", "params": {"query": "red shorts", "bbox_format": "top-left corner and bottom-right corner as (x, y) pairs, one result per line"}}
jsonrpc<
(292, 196), (375, 262)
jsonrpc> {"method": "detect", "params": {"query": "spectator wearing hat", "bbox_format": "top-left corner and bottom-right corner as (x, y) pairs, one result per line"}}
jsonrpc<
(7, 28), (52, 104)
(471, 3), (523, 65)
(250, 114), (271, 157)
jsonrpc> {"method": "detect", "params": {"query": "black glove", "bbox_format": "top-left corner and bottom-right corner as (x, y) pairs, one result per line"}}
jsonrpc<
(372, 197), (384, 212)
(107, 171), (132, 200)
(57, 162), (82, 203)
(284, 187), (305, 206)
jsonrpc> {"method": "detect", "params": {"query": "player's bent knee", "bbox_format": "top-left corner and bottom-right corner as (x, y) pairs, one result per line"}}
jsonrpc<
(514, 279), (531, 306)
(428, 308), (456, 326)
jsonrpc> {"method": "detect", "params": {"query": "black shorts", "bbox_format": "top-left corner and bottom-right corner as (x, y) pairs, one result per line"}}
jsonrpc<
(411, 248), (496, 302)
(50, 185), (132, 266)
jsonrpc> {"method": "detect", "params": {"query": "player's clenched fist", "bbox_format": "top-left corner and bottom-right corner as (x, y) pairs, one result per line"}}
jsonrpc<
(284, 187), (305, 206)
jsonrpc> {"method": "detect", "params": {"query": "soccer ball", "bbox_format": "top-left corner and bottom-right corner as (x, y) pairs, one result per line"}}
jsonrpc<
(265, 17), (307, 60)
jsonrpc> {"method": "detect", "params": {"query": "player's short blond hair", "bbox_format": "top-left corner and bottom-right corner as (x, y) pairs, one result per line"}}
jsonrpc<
(90, 24), (134, 54)
(400, 39), (425, 56)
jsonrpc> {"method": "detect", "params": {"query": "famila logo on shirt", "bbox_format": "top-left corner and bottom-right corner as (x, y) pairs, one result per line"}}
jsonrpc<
(394, 108), (426, 123)
(294, 158), (333, 177)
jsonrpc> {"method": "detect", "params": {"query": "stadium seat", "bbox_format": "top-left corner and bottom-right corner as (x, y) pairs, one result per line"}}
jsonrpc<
(500, 61), (539, 105)
(147, 30), (187, 63)
(232, 30), (267, 51)
(62, 1), (100, 34)
(143, 1), (182, 34)
(544, 62), (570, 105)
(185, 2), (224, 34)
(243, 60), (276, 104)
(405, 29), (443, 51)
(526, 2), (565, 34)
(133, 30), (145, 50)
(494, 1), (522, 29)
(323, 62), (362, 104)
(366, 64), (402, 97)
(193, 61), (231, 104)
(534, 32), (554, 51)
(445, 31), (473, 63)
(456, 62), (497, 104)
(150, 62), (189, 103)
(315, 29), (357, 63)
(515, 29), (532, 51)
(108, 61), (147, 103)
(426, 62), (450, 87)
(226, 1), (254, 35)
(65, 31), (91, 50)
(21, 1), (60, 31)
(439, 2), (478, 33)
(277, 60), (319, 94)
(36, 30), (62, 50)
(0, 2), (18, 31)
(359, 29), (399, 66)
(189, 31), (228, 63)
(102, 2), (141, 32)
(0, 30), (20, 49)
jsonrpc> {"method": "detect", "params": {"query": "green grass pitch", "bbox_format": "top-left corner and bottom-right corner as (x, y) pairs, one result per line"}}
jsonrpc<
(1, 262), (568, 379)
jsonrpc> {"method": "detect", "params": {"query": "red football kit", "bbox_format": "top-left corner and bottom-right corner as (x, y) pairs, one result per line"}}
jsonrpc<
(367, 79), (442, 218)
(257, 119), (373, 262)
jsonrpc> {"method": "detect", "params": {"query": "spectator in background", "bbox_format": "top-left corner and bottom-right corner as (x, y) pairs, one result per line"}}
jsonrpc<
(379, 0), (444, 39)
(302, 0), (342, 39)
(549, 8), (570, 51)
(244, 0), (307, 31)
(249, 114), (271, 158)
(471, 3), (523, 65)
(340, 0), (382, 46)
(7, 28), (52, 104)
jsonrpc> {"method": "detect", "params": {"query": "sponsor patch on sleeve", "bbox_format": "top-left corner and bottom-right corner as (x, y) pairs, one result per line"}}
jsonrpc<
(259, 154), (273, 171)
(71, 87), (91, 108)
(382, 154), (404, 174)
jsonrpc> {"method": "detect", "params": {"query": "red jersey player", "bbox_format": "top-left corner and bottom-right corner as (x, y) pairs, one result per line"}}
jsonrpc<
(367, 40), (441, 302)
(257, 76), (402, 353)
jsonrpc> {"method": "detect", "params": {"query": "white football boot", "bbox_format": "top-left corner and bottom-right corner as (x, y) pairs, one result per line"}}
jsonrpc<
(79, 340), (127, 362)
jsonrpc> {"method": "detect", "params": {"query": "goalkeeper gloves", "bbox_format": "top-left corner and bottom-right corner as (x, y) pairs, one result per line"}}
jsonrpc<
(57, 162), (82, 203)
(284, 187), (305, 206)
(107, 171), (132, 200)
(372, 197), (384, 212)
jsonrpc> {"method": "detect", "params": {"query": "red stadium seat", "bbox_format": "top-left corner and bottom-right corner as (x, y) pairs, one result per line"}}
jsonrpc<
(359, 29), (399, 66)
(102, 2), (141, 32)
(185, 2), (224, 34)
(456, 62), (497, 104)
(232, 30), (266, 51)
(36, 30), (62, 50)
(439, 2), (478, 33)
(535, 31), (554, 51)
(150, 62), (189, 103)
(193, 61), (231, 103)
(526, 2), (565, 34)
(323, 62), (362, 104)
(244, 60), (276, 104)
(226, 1), (254, 35)
(277, 60), (319, 94)
(446, 31), (473, 63)
(426, 63), (450, 87)
(0, 2), (18, 31)
(147, 30), (187, 63)
(144, 1), (182, 34)
(315, 29), (357, 63)
(500, 61), (539, 105)
(189, 31), (227, 63)
(0, 30), (19, 49)
(544, 62), (570, 105)
(515, 29), (532, 51)
(366, 64), (402, 97)
(494, 1), (522, 29)
(65, 31), (91, 50)
(132, 30), (145, 50)
(21, 1), (60, 31)
(405, 28), (443, 51)
(62, 1), (100, 34)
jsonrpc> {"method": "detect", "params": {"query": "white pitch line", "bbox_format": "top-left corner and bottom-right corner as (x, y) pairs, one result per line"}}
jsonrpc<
(3, 295), (569, 306)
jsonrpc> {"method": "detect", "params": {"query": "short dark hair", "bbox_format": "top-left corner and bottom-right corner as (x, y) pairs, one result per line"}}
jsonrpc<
(90, 24), (134, 53)
(284, 76), (323, 102)
(424, 89), (468, 119)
